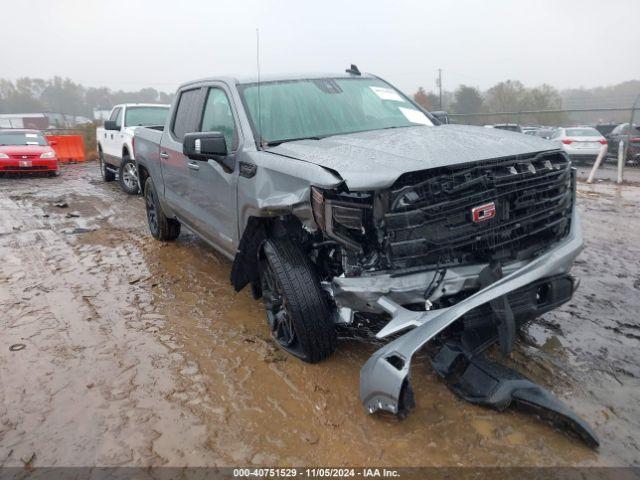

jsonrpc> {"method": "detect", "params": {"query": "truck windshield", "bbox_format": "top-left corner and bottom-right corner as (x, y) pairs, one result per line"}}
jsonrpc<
(239, 77), (433, 145)
(124, 107), (169, 127)
(0, 132), (47, 146)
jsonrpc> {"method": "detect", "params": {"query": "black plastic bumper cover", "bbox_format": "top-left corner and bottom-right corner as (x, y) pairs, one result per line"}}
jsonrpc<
(432, 341), (600, 448)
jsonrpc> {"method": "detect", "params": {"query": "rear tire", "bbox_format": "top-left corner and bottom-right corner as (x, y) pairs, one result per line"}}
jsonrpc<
(99, 148), (115, 182)
(144, 177), (180, 241)
(119, 156), (139, 195)
(260, 239), (337, 363)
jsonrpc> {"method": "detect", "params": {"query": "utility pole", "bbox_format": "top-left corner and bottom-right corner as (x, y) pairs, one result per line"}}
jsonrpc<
(436, 69), (443, 109)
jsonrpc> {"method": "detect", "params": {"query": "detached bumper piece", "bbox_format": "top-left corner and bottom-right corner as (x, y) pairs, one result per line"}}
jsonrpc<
(432, 340), (600, 448)
(360, 211), (584, 423)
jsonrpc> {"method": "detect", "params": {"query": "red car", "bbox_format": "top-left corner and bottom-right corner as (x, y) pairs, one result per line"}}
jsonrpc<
(0, 129), (60, 176)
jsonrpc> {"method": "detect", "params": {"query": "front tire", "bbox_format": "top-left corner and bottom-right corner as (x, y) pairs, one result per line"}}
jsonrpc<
(144, 177), (180, 241)
(260, 239), (337, 363)
(119, 156), (139, 195)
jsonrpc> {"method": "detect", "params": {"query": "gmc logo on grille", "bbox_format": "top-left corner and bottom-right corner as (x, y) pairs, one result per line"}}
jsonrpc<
(471, 202), (496, 223)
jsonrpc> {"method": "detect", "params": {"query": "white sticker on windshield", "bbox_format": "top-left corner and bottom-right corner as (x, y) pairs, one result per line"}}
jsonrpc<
(26, 141), (39, 145)
(25, 133), (38, 138)
(399, 107), (430, 125)
(370, 86), (405, 102)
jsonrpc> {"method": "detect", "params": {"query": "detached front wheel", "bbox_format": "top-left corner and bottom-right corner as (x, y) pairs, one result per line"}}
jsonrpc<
(260, 239), (337, 363)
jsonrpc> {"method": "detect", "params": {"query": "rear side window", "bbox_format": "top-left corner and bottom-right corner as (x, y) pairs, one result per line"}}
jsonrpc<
(201, 88), (237, 150)
(172, 89), (202, 141)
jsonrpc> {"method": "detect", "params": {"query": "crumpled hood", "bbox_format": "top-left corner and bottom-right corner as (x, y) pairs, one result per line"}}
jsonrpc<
(267, 124), (559, 190)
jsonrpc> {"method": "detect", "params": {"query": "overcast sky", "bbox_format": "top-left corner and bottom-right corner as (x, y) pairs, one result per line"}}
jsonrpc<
(2, 0), (639, 95)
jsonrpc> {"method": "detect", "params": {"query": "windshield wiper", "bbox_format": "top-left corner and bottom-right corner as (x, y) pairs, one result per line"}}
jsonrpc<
(265, 136), (323, 147)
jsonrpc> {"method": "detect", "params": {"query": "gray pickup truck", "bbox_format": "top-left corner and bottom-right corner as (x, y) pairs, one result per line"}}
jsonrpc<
(134, 68), (590, 437)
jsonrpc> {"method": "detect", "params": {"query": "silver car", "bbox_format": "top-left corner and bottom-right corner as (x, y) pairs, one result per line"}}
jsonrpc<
(551, 126), (607, 163)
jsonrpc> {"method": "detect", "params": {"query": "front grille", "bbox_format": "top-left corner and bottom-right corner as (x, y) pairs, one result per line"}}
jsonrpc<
(384, 151), (573, 269)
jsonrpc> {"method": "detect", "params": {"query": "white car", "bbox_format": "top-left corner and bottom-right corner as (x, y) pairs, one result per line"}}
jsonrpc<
(550, 126), (607, 164)
(97, 103), (170, 194)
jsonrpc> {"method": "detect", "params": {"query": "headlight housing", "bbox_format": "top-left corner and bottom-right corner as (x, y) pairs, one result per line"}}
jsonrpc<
(0, 153), (9, 159)
(311, 186), (373, 252)
(40, 151), (56, 159)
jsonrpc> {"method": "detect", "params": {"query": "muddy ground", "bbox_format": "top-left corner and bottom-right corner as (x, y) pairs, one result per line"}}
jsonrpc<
(0, 163), (638, 467)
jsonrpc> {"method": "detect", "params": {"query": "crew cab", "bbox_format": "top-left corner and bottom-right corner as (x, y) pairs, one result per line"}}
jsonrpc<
(97, 103), (169, 193)
(134, 69), (582, 419)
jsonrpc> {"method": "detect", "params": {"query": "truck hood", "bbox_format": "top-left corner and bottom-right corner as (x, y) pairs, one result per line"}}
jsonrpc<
(266, 124), (559, 190)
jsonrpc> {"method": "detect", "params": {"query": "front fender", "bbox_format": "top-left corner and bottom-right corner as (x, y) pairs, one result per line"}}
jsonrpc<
(236, 151), (342, 234)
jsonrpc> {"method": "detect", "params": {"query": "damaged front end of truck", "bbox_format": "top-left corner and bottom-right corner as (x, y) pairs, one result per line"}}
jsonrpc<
(303, 149), (598, 446)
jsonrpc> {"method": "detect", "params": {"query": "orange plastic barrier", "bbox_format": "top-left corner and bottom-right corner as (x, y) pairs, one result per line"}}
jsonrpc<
(45, 135), (86, 163)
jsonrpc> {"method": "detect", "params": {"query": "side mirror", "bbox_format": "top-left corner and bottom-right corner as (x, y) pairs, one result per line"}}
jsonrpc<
(183, 132), (228, 158)
(431, 110), (450, 125)
(48, 140), (57, 146)
(104, 120), (119, 131)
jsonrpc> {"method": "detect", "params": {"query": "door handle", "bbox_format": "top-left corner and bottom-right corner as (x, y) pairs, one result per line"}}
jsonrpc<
(159, 152), (169, 159)
(187, 161), (200, 171)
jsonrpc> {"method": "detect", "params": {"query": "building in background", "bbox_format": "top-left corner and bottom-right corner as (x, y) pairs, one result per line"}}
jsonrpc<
(0, 113), (49, 129)
(0, 113), (93, 129)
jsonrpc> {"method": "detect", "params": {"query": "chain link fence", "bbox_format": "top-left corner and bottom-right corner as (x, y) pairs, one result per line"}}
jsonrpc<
(447, 107), (637, 128)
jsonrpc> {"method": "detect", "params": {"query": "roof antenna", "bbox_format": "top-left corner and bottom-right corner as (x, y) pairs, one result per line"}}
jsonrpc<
(345, 64), (361, 76)
(256, 28), (264, 148)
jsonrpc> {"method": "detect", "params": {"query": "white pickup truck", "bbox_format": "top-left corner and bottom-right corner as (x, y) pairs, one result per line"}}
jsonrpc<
(97, 103), (170, 194)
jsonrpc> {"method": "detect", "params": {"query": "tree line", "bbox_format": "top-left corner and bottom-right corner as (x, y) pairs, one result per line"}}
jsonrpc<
(413, 79), (640, 125)
(0, 77), (174, 118)
(0, 75), (636, 126)
(414, 81), (566, 125)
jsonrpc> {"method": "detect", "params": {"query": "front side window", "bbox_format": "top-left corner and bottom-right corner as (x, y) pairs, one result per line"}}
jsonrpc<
(201, 88), (237, 150)
(109, 107), (121, 122)
(239, 77), (432, 145)
(0, 132), (47, 146)
(172, 89), (202, 141)
(115, 108), (123, 129)
(125, 107), (169, 127)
